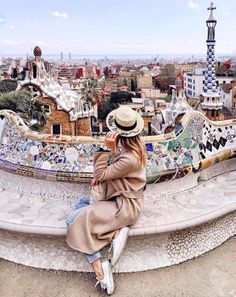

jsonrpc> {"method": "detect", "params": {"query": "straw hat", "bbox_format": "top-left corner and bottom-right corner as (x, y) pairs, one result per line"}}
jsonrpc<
(106, 105), (144, 137)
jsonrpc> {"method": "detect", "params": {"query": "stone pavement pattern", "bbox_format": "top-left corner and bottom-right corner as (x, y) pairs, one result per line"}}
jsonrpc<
(0, 237), (235, 297)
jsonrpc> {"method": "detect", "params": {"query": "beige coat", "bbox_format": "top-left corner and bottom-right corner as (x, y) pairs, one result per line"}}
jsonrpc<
(66, 148), (146, 254)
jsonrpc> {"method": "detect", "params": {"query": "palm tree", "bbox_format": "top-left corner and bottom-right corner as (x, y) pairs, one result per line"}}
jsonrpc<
(0, 91), (31, 115)
(29, 100), (48, 127)
(0, 79), (17, 93)
(0, 90), (48, 131)
(80, 79), (99, 104)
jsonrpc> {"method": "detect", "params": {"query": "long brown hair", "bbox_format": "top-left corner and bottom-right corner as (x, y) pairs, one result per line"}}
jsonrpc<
(118, 135), (147, 168)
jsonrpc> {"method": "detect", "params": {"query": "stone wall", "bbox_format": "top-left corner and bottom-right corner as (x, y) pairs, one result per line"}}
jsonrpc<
(75, 117), (92, 136)
(37, 97), (74, 136)
(37, 97), (92, 137)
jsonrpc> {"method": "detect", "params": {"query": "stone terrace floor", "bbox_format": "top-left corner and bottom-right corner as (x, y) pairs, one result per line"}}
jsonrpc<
(0, 237), (235, 297)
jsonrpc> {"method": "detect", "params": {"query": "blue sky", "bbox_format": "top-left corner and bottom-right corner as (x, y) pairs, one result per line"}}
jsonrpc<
(0, 0), (235, 56)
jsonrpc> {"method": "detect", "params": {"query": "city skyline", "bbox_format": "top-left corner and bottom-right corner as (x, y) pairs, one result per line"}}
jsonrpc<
(0, 0), (235, 57)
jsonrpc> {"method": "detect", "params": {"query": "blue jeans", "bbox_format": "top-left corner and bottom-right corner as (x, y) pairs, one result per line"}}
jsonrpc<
(66, 195), (101, 264)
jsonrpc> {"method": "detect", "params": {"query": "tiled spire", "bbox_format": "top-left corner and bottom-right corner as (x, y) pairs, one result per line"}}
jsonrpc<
(203, 2), (217, 93)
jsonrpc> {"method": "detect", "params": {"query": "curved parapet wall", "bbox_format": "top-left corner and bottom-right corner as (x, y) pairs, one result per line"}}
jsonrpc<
(0, 109), (236, 183)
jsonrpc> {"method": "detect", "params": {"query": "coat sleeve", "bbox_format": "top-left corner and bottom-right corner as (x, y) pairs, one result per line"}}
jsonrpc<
(93, 151), (135, 181)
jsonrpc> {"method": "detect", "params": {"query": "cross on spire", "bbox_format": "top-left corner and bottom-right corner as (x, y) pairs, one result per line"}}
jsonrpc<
(207, 2), (216, 22)
(208, 2), (216, 12)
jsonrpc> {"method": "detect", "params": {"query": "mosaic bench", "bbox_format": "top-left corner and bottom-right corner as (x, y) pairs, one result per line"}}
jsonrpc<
(0, 109), (236, 184)
(0, 109), (235, 272)
(0, 159), (235, 273)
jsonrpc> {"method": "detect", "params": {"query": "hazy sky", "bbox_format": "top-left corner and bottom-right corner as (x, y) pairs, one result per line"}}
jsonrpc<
(0, 0), (235, 56)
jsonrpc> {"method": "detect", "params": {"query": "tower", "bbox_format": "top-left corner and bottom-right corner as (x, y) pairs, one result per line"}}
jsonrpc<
(32, 46), (43, 79)
(34, 46), (42, 62)
(201, 2), (223, 120)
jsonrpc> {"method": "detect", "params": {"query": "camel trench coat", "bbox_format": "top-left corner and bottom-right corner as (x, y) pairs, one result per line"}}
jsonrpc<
(66, 148), (146, 254)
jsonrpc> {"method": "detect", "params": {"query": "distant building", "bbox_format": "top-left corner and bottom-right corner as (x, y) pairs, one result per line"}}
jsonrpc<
(143, 99), (155, 114)
(117, 70), (137, 91)
(175, 62), (205, 73)
(0, 64), (11, 78)
(175, 73), (184, 90)
(137, 74), (153, 89)
(141, 88), (166, 99)
(76, 68), (83, 79)
(96, 68), (101, 77)
(58, 66), (77, 80)
(84, 65), (97, 79)
(219, 81), (236, 111)
(126, 98), (144, 113)
(74, 65), (101, 79)
(231, 59), (236, 75)
(104, 67), (109, 79)
(184, 67), (234, 99)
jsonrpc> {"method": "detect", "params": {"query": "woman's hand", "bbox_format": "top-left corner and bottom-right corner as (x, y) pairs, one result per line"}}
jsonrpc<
(91, 178), (99, 186)
(104, 131), (119, 154)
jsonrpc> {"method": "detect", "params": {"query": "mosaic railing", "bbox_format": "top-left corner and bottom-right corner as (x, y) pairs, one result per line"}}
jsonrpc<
(0, 109), (236, 184)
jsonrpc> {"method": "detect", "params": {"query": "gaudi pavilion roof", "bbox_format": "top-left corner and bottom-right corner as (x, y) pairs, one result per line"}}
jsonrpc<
(17, 46), (94, 121)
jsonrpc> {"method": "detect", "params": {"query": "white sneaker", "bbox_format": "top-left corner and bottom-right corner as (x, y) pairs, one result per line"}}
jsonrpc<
(110, 227), (129, 267)
(95, 260), (114, 295)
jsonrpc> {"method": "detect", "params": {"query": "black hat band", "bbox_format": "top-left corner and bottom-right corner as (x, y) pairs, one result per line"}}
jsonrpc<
(115, 119), (137, 131)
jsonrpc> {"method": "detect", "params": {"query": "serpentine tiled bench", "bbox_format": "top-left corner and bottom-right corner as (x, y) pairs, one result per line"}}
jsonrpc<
(1, 109), (236, 185)
(0, 159), (235, 272)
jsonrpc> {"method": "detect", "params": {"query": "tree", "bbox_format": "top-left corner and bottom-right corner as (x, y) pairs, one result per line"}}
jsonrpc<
(0, 90), (47, 131)
(161, 64), (176, 81)
(29, 100), (48, 127)
(123, 78), (128, 86)
(0, 79), (17, 93)
(98, 100), (117, 121)
(98, 91), (133, 120)
(0, 91), (32, 114)
(80, 79), (98, 104)
(155, 64), (176, 91)
(216, 64), (228, 76)
(163, 94), (172, 103)
(11, 68), (18, 79)
(110, 91), (133, 104)
(131, 79), (136, 92)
